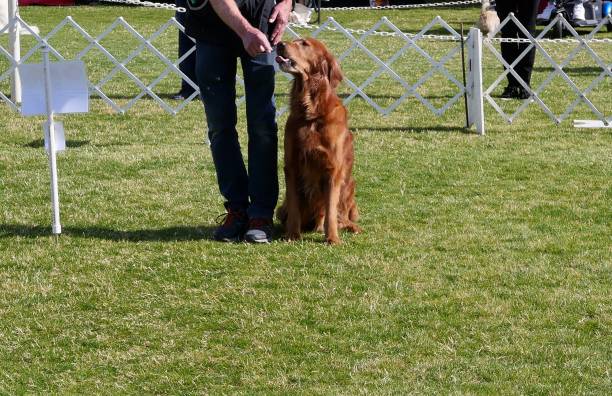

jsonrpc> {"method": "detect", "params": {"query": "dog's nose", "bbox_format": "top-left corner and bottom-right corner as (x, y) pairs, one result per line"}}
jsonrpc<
(277, 42), (285, 52)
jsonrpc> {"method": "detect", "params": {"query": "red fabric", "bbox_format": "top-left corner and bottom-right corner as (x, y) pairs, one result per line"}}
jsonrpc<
(19, 0), (75, 5)
(538, 0), (549, 14)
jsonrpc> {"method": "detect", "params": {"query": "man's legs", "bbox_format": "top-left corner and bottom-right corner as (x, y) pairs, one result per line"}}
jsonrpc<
(238, 51), (278, 243)
(175, 0), (197, 97)
(497, 0), (539, 89)
(514, 0), (539, 87)
(196, 41), (249, 215)
(497, 1), (521, 88)
(241, 51), (279, 221)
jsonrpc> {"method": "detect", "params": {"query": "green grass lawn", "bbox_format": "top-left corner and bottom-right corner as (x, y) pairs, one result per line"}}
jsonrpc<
(1, 5), (611, 394)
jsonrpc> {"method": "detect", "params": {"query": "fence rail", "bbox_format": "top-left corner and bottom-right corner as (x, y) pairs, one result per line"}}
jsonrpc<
(1, 11), (611, 134)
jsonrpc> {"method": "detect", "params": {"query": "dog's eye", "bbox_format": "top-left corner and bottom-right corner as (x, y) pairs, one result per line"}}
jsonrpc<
(300, 40), (310, 47)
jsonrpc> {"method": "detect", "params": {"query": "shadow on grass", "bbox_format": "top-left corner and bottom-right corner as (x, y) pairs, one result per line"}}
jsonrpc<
(0, 223), (215, 241)
(337, 93), (465, 100)
(90, 91), (465, 103)
(532, 66), (607, 74)
(276, 92), (465, 99)
(24, 139), (91, 149)
(0, 223), (287, 242)
(352, 125), (472, 134)
(89, 92), (200, 105)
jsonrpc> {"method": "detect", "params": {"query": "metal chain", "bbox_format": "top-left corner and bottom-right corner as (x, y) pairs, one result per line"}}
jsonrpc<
(322, 0), (480, 11)
(487, 36), (612, 44)
(97, 0), (480, 13)
(289, 22), (612, 44)
(94, 0), (612, 44)
(289, 22), (462, 41)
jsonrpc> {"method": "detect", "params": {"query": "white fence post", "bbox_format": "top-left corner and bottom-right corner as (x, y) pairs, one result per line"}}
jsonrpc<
(8, 0), (21, 103)
(41, 45), (62, 235)
(467, 27), (484, 135)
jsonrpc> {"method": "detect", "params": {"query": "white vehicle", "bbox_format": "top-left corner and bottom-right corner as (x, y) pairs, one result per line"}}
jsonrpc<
(537, 0), (612, 36)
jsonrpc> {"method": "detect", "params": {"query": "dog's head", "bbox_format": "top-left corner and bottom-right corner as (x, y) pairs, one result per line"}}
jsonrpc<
(276, 38), (343, 89)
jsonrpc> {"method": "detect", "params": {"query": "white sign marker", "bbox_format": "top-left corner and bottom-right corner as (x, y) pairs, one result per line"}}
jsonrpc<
(19, 47), (89, 236)
(20, 60), (89, 116)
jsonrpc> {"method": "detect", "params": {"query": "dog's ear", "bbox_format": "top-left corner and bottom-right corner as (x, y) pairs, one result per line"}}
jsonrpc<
(324, 52), (343, 89)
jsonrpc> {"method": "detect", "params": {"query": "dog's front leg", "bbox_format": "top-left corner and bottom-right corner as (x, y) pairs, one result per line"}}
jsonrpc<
(314, 209), (325, 233)
(324, 172), (342, 245)
(284, 165), (302, 241)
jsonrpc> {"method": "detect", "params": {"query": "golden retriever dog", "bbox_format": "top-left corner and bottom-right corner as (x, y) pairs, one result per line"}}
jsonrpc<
(275, 38), (360, 244)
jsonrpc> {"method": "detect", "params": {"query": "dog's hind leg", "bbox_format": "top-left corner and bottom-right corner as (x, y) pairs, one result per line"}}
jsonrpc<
(348, 203), (359, 223)
(343, 178), (359, 223)
(341, 220), (361, 234)
(339, 212), (361, 234)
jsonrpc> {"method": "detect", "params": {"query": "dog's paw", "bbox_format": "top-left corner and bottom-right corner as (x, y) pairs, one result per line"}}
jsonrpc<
(284, 232), (302, 241)
(325, 235), (341, 245)
(346, 223), (361, 234)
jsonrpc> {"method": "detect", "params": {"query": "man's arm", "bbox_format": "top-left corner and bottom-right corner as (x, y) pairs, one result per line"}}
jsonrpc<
(268, 0), (293, 45)
(209, 0), (272, 56)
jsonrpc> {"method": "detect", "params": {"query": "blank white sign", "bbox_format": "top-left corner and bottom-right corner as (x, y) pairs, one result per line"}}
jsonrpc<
(20, 60), (89, 116)
(574, 120), (612, 129)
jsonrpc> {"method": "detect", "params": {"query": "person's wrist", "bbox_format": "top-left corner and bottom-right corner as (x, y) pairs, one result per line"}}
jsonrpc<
(238, 23), (257, 40)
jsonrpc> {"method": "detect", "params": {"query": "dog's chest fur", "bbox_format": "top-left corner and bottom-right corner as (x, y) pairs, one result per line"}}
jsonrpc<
(294, 121), (332, 170)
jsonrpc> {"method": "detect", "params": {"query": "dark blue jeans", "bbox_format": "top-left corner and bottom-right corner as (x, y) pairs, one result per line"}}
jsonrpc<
(195, 41), (278, 220)
(175, 0), (197, 95)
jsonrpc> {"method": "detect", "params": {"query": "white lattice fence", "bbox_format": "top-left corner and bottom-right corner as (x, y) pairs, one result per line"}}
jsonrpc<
(1, 14), (199, 114)
(483, 13), (611, 127)
(281, 16), (466, 117)
(2, 10), (611, 130)
(1, 14), (468, 119)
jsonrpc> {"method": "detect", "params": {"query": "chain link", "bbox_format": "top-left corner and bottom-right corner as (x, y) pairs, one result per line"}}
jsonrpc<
(289, 22), (612, 44)
(289, 21), (463, 41)
(94, 0), (612, 44)
(487, 36), (612, 44)
(97, 0), (480, 13)
(321, 0), (480, 11)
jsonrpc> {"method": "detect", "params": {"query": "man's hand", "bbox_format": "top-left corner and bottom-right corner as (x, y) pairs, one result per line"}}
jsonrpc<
(268, 0), (292, 45)
(241, 26), (273, 57)
(210, 0), (273, 57)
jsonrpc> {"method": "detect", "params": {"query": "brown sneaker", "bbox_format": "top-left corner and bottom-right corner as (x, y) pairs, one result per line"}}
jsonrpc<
(213, 209), (248, 242)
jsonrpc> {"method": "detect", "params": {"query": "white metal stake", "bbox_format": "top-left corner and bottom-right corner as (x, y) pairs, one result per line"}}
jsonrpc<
(8, 0), (21, 103)
(467, 27), (485, 136)
(42, 45), (62, 235)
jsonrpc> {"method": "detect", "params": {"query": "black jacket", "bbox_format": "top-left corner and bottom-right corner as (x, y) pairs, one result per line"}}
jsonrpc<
(185, 0), (277, 49)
